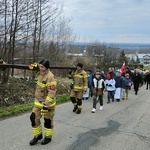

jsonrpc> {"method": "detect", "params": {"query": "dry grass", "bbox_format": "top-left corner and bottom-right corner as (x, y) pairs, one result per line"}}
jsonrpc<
(0, 76), (71, 107)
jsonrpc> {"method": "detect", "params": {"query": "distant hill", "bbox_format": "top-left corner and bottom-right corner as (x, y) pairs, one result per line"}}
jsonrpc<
(72, 42), (150, 49)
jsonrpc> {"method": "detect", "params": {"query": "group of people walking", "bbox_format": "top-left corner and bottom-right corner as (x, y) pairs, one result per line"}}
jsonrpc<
(68, 64), (150, 114)
(28, 59), (150, 146)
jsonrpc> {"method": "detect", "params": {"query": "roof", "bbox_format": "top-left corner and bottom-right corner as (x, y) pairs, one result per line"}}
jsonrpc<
(137, 53), (150, 58)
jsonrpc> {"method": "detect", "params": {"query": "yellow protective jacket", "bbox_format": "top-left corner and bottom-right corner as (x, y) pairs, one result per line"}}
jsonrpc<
(68, 69), (88, 92)
(34, 69), (57, 109)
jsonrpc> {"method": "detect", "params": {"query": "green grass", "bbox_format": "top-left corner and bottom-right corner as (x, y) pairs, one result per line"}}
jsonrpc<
(0, 94), (70, 119)
(143, 66), (150, 71)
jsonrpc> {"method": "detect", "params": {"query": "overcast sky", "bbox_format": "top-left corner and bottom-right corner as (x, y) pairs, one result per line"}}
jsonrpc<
(55, 0), (150, 44)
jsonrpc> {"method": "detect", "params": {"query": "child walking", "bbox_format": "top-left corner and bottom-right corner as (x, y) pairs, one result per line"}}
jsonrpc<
(122, 73), (132, 100)
(105, 74), (116, 104)
(91, 71), (105, 113)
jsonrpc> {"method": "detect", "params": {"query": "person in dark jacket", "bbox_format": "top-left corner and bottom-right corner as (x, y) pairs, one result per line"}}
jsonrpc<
(93, 67), (105, 80)
(145, 71), (150, 90)
(88, 70), (94, 97)
(121, 66), (133, 78)
(132, 69), (142, 95)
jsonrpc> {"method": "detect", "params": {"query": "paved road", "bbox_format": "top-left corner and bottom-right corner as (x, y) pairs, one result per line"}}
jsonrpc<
(0, 85), (150, 150)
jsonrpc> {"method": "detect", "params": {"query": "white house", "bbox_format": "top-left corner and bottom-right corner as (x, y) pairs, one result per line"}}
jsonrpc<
(125, 53), (150, 66)
(125, 54), (137, 62)
(137, 54), (150, 66)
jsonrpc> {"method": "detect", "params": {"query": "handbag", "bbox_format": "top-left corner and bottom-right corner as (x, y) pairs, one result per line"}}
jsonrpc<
(93, 88), (103, 96)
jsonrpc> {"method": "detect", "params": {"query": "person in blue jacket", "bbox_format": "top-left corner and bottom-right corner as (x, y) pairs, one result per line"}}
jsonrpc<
(122, 73), (132, 100)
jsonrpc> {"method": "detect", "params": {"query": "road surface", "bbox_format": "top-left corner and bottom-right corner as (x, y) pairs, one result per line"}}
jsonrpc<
(0, 85), (150, 150)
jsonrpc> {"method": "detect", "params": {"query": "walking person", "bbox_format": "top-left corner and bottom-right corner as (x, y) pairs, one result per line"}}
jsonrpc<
(107, 67), (116, 78)
(91, 71), (105, 113)
(88, 69), (94, 97)
(114, 72), (122, 102)
(68, 63), (88, 114)
(122, 73), (132, 100)
(145, 71), (150, 90)
(29, 59), (57, 146)
(94, 67), (105, 80)
(132, 69), (142, 95)
(105, 73), (116, 104)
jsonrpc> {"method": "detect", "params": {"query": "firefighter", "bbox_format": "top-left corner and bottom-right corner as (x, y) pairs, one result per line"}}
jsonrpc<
(29, 59), (57, 145)
(68, 63), (88, 114)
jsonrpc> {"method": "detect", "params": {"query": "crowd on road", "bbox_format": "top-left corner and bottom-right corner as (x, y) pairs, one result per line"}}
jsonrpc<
(2, 58), (148, 146)
(1, 58), (150, 147)
(68, 63), (150, 114)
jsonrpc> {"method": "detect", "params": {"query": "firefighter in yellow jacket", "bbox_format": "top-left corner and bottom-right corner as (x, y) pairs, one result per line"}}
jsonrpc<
(68, 63), (88, 114)
(29, 59), (57, 146)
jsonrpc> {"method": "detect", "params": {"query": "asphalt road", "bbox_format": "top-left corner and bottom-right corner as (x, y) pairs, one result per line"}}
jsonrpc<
(0, 85), (150, 150)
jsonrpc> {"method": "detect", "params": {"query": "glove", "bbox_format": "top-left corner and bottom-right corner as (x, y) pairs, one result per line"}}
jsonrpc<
(128, 83), (131, 86)
(68, 70), (72, 74)
(108, 84), (112, 87)
(70, 82), (74, 89)
(28, 62), (38, 70)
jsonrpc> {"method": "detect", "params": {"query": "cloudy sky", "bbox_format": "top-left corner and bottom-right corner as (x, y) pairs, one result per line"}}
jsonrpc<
(55, 0), (150, 44)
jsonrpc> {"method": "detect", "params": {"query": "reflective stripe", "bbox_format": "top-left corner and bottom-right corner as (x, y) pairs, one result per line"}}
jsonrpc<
(73, 86), (88, 90)
(32, 125), (42, 136)
(74, 85), (84, 90)
(34, 101), (43, 108)
(46, 96), (53, 102)
(46, 96), (56, 107)
(45, 128), (53, 137)
(73, 103), (77, 106)
(78, 105), (82, 109)
(46, 80), (57, 86)
(37, 80), (57, 88)
(50, 102), (56, 107)
(37, 81), (47, 87)
(83, 86), (88, 88)
(84, 75), (88, 78)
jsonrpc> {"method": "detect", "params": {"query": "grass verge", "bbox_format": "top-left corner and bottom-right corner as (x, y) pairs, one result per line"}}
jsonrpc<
(0, 93), (70, 119)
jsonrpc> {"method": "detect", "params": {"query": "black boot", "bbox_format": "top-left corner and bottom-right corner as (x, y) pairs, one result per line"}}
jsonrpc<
(30, 134), (43, 146)
(73, 105), (77, 112)
(41, 138), (51, 145)
(117, 99), (120, 102)
(76, 109), (81, 114)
